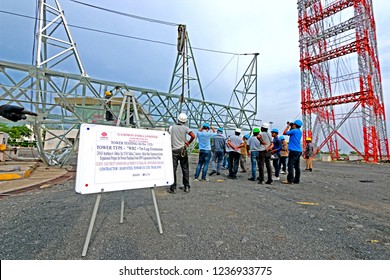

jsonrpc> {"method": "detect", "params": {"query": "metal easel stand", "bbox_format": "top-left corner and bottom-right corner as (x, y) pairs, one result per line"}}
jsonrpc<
(82, 91), (163, 257)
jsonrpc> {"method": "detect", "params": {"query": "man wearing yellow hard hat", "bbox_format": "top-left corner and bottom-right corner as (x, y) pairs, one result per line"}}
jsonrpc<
(105, 91), (114, 121)
(305, 137), (315, 172)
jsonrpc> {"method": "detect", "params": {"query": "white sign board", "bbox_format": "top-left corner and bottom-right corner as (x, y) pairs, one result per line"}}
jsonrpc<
(75, 124), (174, 194)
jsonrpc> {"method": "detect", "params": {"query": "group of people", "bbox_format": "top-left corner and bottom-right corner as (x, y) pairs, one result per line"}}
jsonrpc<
(168, 112), (314, 194)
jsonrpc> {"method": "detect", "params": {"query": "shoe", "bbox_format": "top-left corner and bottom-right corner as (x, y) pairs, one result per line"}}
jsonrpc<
(280, 171), (286, 174)
(228, 176), (238, 180)
(184, 186), (190, 193)
(282, 180), (292, 184)
(209, 171), (217, 176)
(309, 168), (312, 172)
(273, 176), (280, 180)
(248, 177), (255, 181)
(216, 172), (221, 175)
(258, 181), (265, 185)
(265, 181), (273, 185)
(167, 187), (176, 194)
(200, 178), (210, 182)
(240, 170), (247, 173)
(194, 178), (199, 182)
(293, 181), (300, 184)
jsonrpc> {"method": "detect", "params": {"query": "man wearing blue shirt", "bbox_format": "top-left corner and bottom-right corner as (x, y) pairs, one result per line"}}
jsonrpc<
(270, 128), (282, 180)
(282, 120), (303, 184)
(194, 123), (216, 181)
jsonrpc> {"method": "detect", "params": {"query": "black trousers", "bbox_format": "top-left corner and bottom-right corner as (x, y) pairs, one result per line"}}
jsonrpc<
(172, 152), (190, 189)
(258, 151), (272, 183)
(287, 150), (302, 183)
(228, 151), (241, 178)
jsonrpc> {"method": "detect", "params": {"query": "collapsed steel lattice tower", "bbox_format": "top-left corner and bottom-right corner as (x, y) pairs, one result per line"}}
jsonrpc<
(298, 0), (389, 162)
(169, 24), (259, 130)
(0, 0), (258, 166)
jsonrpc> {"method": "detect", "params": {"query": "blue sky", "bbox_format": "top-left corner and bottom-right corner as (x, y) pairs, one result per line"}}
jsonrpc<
(1, 0), (390, 145)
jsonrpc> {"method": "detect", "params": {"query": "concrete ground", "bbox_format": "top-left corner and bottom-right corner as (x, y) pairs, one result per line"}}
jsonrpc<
(0, 162), (71, 195)
(0, 146), (71, 195)
(0, 154), (389, 260)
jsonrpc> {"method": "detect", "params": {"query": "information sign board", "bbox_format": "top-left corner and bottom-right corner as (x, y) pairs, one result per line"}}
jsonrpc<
(75, 124), (174, 194)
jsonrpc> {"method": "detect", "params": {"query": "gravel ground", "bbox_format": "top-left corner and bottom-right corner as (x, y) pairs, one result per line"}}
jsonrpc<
(0, 155), (389, 260)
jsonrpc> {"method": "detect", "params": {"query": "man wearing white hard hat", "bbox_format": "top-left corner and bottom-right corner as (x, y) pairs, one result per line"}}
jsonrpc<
(168, 113), (196, 193)
(226, 128), (245, 179)
(256, 123), (274, 185)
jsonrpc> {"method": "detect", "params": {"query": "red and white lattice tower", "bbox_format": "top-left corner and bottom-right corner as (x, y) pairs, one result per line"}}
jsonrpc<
(298, 0), (389, 162)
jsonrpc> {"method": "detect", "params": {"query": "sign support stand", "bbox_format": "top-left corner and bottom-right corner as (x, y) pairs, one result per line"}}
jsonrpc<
(120, 190), (125, 224)
(82, 191), (102, 257)
(81, 91), (164, 257)
(151, 187), (163, 234)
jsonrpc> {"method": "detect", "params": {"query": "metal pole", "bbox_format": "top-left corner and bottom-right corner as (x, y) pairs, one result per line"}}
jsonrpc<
(151, 188), (163, 234)
(82, 193), (102, 257)
(120, 190), (125, 224)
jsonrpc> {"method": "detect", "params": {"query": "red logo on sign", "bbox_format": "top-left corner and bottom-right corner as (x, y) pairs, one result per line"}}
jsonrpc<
(101, 132), (108, 137)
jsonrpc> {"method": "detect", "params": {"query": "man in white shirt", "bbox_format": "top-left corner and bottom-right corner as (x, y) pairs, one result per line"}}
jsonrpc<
(168, 113), (195, 193)
(226, 128), (245, 180)
(257, 123), (274, 185)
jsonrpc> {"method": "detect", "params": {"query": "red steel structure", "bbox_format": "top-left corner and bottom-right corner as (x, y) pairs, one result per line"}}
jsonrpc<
(298, 0), (389, 162)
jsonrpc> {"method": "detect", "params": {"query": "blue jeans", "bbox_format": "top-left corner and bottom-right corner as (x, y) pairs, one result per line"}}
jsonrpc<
(211, 150), (224, 172)
(195, 149), (212, 180)
(279, 156), (288, 173)
(250, 151), (260, 179)
(287, 150), (302, 183)
(272, 153), (281, 177)
(222, 153), (229, 169)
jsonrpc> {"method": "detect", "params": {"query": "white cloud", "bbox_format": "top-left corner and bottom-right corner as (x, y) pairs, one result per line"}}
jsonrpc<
(1, 0), (390, 149)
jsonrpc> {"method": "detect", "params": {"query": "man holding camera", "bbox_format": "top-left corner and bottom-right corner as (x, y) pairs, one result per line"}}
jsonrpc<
(0, 104), (37, 122)
(282, 120), (303, 184)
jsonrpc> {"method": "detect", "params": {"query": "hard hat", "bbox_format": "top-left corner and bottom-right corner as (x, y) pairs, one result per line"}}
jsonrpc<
(235, 128), (241, 133)
(261, 123), (270, 129)
(244, 134), (250, 139)
(271, 128), (279, 134)
(217, 127), (223, 133)
(203, 123), (210, 129)
(294, 119), (303, 127)
(306, 137), (312, 141)
(178, 113), (188, 123)
(253, 127), (260, 133)
(279, 136), (285, 140)
(105, 91), (112, 96)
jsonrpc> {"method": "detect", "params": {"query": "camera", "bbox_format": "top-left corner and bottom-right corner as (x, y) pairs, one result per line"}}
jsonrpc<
(287, 121), (294, 127)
